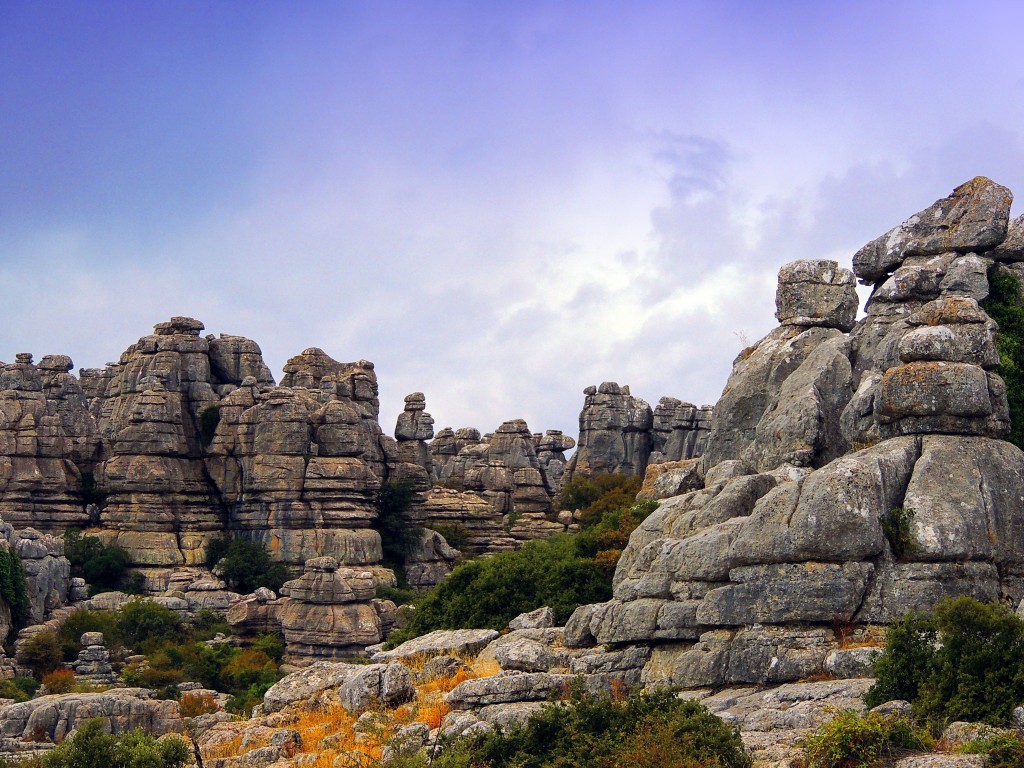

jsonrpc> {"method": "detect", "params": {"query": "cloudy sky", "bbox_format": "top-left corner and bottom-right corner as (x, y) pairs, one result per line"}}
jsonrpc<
(4, 1), (1024, 438)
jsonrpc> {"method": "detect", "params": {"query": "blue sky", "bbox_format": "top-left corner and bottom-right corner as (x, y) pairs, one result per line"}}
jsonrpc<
(4, 1), (1024, 437)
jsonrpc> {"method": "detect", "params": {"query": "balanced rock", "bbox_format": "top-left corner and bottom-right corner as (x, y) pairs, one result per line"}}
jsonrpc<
(853, 177), (1012, 283)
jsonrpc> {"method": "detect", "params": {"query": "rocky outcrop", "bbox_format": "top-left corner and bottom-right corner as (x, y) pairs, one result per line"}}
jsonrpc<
(430, 420), (563, 543)
(393, 393), (434, 488)
(71, 632), (119, 686)
(0, 688), (181, 743)
(567, 178), (1024, 691)
(533, 430), (575, 496)
(564, 383), (653, 482)
(205, 356), (387, 568)
(407, 488), (518, 555)
(650, 399), (713, 464)
(276, 556), (397, 668)
(704, 260), (859, 472)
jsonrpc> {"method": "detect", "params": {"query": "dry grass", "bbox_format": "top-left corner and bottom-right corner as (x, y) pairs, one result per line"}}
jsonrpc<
(200, 652), (503, 765)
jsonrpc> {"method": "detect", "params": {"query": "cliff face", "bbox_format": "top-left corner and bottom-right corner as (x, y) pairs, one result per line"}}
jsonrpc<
(0, 324), (389, 575)
(567, 176), (1024, 689)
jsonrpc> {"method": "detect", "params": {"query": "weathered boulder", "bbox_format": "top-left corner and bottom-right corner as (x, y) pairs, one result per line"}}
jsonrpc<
(775, 259), (858, 332)
(276, 557), (394, 666)
(371, 629), (500, 662)
(853, 177), (1012, 283)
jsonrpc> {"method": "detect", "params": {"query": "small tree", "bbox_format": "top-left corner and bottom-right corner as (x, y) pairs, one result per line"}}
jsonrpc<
(37, 718), (190, 768)
(206, 536), (289, 593)
(64, 529), (132, 593)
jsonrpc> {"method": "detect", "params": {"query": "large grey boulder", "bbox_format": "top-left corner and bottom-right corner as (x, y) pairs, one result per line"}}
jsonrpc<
(775, 259), (858, 331)
(371, 629), (500, 662)
(261, 661), (366, 713)
(853, 177), (1012, 283)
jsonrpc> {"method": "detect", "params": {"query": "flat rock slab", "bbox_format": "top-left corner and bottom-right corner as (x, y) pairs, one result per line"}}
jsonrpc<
(371, 629), (500, 662)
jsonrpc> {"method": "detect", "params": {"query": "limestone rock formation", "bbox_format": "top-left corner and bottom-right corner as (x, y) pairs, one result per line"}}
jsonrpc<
(0, 688), (181, 743)
(429, 420), (563, 543)
(649, 399), (713, 465)
(567, 178), (1024, 691)
(533, 430), (575, 496)
(71, 632), (119, 686)
(564, 383), (653, 482)
(276, 556), (397, 668)
(853, 177), (1012, 284)
(393, 393), (434, 484)
(704, 260), (859, 472)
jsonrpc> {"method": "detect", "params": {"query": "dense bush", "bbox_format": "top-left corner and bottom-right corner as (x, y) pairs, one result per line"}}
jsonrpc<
(0, 676), (38, 702)
(384, 472), (653, 647)
(429, 686), (750, 768)
(63, 529), (133, 593)
(431, 522), (471, 552)
(865, 596), (1024, 726)
(20, 631), (65, 677)
(41, 669), (75, 694)
(959, 732), (1024, 768)
(22, 718), (190, 768)
(0, 546), (28, 631)
(115, 599), (185, 650)
(374, 478), (421, 574)
(982, 265), (1024, 449)
(385, 535), (611, 648)
(575, 498), (658, 574)
(205, 536), (290, 593)
(557, 473), (642, 524)
(800, 710), (931, 768)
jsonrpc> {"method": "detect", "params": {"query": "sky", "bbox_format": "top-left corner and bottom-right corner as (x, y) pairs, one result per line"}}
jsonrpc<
(4, 1), (1024, 439)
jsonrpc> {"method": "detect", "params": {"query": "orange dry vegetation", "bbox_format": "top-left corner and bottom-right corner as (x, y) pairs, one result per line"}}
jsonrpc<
(202, 654), (502, 766)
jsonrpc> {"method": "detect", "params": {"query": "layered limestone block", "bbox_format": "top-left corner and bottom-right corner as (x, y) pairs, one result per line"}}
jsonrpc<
(277, 557), (396, 667)
(853, 177), (1012, 284)
(568, 180), (1024, 689)
(0, 355), (94, 532)
(649, 399), (713, 465)
(429, 420), (565, 543)
(564, 382), (654, 481)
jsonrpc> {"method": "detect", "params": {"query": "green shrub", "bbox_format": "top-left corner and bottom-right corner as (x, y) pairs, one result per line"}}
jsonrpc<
(64, 529), (132, 593)
(557, 473), (642, 522)
(205, 536), (290, 593)
(0, 546), (28, 631)
(198, 405), (221, 447)
(58, 609), (119, 658)
(982, 265), (1024, 449)
(433, 685), (750, 768)
(374, 478), (421, 573)
(431, 522), (470, 551)
(20, 631), (65, 678)
(189, 608), (231, 641)
(79, 471), (106, 507)
(376, 584), (418, 606)
(385, 535), (611, 648)
(252, 632), (285, 663)
(959, 731), (1024, 768)
(0, 676), (38, 702)
(575, 499), (658, 574)
(114, 600), (185, 650)
(864, 611), (937, 710)
(880, 507), (915, 560)
(865, 596), (1024, 727)
(31, 718), (190, 768)
(800, 710), (931, 768)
